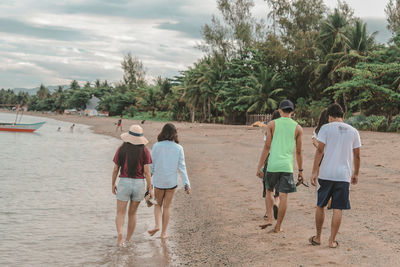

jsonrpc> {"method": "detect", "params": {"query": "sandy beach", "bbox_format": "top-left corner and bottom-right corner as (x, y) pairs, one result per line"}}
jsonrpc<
(8, 112), (400, 266)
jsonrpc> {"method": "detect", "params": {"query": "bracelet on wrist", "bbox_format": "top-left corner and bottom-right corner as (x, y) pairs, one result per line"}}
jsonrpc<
(298, 169), (304, 172)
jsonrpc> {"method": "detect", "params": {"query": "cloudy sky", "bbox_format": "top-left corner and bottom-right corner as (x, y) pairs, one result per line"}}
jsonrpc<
(0, 0), (392, 89)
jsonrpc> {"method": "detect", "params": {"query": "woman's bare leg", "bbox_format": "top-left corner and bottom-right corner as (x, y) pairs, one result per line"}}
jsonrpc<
(116, 200), (128, 246)
(161, 188), (176, 239)
(148, 188), (165, 236)
(126, 201), (140, 242)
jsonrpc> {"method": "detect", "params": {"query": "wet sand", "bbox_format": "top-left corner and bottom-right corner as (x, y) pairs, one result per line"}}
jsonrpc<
(8, 111), (400, 266)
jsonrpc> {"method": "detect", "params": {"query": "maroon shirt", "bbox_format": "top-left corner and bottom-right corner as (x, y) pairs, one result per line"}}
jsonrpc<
(113, 146), (152, 179)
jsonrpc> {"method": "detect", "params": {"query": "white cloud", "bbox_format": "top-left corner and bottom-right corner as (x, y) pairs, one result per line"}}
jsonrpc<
(0, 0), (392, 89)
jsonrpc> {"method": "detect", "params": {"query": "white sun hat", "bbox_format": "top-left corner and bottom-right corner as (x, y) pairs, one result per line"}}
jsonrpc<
(121, 124), (148, 145)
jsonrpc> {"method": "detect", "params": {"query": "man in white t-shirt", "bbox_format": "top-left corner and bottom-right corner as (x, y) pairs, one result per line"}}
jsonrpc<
(309, 103), (361, 248)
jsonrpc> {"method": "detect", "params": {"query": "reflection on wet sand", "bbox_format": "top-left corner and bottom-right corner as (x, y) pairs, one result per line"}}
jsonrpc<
(0, 113), (181, 266)
(99, 236), (176, 266)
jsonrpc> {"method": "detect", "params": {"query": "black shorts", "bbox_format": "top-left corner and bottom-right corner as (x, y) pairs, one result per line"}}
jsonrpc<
(262, 155), (279, 198)
(317, 179), (350, 210)
(155, 185), (177, 190)
(266, 172), (296, 193)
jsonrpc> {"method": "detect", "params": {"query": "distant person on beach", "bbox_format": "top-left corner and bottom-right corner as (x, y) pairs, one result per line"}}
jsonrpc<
(116, 115), (122, 132)
(257, 100), (304, 233)
(261, 110), (281, 220)
(70, 124), (75, 132)
(112, 124), (153, 246)
(148, 123), (191, 239)
(309, 103), (361, 248)
(57, 127), (61, 132)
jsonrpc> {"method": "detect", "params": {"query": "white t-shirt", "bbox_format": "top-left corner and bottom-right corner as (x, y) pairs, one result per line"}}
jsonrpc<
(317, 122), (361, 182)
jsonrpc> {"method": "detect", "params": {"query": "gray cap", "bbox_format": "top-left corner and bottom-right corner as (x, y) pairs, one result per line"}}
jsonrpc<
(279, 100), (294, 111)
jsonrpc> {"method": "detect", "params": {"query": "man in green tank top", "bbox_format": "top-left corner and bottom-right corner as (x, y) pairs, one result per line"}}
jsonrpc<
(257, 100), (304, 233)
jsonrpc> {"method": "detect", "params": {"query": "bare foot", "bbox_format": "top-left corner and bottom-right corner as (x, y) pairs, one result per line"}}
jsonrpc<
(269, 226), (283, 233)
(148, 228), (160, 236)
(329, 239), (339, 248)
(117, 233), (123, 246)
(259, 222), (273, 229)
(161, 233), (168, 239)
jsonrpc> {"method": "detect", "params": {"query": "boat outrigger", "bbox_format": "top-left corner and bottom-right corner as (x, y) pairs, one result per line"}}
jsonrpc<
(0, 122), (46, 132)
(0, 105), (45, 132)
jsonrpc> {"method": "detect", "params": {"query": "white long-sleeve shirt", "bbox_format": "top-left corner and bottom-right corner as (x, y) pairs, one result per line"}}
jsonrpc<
(150, 140), (190, 189)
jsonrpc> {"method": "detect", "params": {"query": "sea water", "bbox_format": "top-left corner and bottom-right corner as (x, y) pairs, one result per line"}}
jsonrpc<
(0, 113), (174, 266)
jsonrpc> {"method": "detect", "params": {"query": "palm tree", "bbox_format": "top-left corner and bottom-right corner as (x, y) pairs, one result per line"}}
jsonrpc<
(70, 80), (80, 90)
(37, 84), (50, 100)
(239, 68), (283, 113)
(139, 86), (160, 117)
(319, 9), (349, 55)
(181, 64), (203, 122)
(348, 20), (377, 54)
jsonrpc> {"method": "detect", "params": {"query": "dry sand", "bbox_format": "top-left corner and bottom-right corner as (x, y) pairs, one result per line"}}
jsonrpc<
(14, 112), (400, 266)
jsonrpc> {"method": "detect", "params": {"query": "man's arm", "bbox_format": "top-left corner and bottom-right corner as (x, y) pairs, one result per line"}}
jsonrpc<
(112, 164), (119, 195)
(295, 125), (304, 181)
(311, 142), (325, 186)
(352, 148), (360, 185)
(256, 122), (274, 178)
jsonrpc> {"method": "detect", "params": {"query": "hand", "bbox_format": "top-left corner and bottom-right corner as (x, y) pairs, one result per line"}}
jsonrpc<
(297, 172), (304, 183)
(310, 173), (318, 187)
(185, 184), (191, 194)
(351, 174), (358, 185)
(257, 169), (264, 179)
(147, 187), (154, 198)
(112, 184), (117, 195)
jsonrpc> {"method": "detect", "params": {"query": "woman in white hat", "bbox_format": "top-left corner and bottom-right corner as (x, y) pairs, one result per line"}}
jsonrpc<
(147, 123), (190, 239)
(111, 124), (153, 246)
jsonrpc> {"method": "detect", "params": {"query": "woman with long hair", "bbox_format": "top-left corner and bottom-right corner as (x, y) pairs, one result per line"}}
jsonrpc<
(312, 108), (332, 209)
(312, 108), (329, 148)
(148, 123), (190, 239)
(112, 124), (153, 246)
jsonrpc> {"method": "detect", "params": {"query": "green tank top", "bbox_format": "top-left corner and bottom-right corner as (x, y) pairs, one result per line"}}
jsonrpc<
(266, 117), (298, 173)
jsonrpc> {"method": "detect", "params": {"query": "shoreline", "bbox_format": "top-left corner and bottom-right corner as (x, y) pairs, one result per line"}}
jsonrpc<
(2, 111), (400, 266)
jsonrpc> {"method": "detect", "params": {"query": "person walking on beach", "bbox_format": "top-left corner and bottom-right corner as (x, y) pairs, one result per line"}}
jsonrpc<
(112, 124), (153, 246)
(309, 103), (361, 248)
(116, 115), (122, 132)
(148, 123), (191, 239)
(261, 110), (281, 220)
(257, 100), (304, 233)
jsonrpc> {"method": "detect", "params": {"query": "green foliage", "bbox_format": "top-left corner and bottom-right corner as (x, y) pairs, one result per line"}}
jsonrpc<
(346, 115), (389, 132)
(119, 111), (171, 122)
(310, 98), (330, 121)
(98, 91), (135, 116)
(68, 88), (91, 109)
(295, 97), (310, 118)
(295, 118), (307, 127)
(2, 1), (400, 132)
(388, 116), (400, 132)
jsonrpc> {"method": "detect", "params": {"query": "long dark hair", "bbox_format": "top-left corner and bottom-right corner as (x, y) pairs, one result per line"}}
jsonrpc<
(315, 108), (329, 134)
(117, 142), (144, 177)
(157, 123), (179, 143)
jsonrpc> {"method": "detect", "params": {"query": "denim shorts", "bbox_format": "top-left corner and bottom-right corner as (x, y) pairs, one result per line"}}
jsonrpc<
(317, 179), (350, 210)
(116, 178), (146, 202)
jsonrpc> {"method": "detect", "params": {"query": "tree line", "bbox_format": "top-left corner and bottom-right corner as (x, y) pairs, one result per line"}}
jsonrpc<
(1, 0), (400, 129)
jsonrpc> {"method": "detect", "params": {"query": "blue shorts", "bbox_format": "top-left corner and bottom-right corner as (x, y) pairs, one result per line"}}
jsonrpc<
(116, 178), (146, 202)
(317, 179), (350, 210)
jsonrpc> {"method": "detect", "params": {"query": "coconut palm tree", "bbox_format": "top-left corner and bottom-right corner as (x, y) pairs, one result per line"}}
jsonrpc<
(239, 68), (284, 113)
